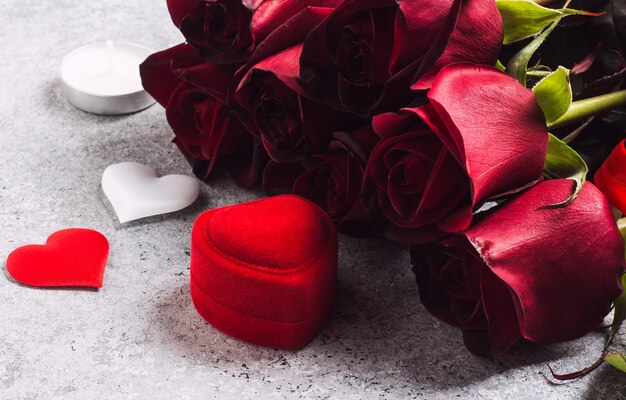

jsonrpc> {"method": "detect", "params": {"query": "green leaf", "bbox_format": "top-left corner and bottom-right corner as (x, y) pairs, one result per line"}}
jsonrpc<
(526, 68), (552, 78)
(607, 272), (626, 346)
(506, 19), (561, 87)
(533, 66), (572, 125)
(542, 133), (588, 207)
(495, 59), (506, 72)
(604, 352), (626, 373)
(497, 0), (604, 44)
(497, 0), (560, 44)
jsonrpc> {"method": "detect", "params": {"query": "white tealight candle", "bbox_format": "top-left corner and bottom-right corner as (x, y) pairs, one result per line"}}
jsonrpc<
(60, 41), (155, 115)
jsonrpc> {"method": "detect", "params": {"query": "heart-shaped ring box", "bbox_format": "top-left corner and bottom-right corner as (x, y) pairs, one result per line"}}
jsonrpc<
(190, 195), (338, 350)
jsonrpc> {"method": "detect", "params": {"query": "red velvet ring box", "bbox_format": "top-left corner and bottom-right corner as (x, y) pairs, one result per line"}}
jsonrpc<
(190, 195), (338, 350)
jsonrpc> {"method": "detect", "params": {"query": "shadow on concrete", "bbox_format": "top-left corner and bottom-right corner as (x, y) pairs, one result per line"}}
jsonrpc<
(581, 360), (626, 399)
(146, 233), (583, 394)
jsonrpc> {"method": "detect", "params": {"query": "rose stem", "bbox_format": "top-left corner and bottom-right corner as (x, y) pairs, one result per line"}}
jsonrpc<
(547, 89), (626, 129)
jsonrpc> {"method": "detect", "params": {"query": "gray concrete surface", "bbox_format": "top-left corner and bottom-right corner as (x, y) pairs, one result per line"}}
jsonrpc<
(1, 1), (625, 398)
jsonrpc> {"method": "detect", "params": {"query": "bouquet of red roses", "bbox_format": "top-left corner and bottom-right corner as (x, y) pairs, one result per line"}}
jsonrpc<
(141, 0), (626, 361)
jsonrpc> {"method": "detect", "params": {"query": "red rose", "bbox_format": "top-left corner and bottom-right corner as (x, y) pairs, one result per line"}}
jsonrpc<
(261, 126), (380, 236)
(412, 180), (625, 357)
(168, 0), (253, 62)
(290, 127), (380, 236)
(595, 139), (626, 214)
(222, 138), (270, 188)
(299, 0), (503, 116)
(167, 0), (343, 62)
(140, 43), (203, 107)
(235, 40), (365, 163)
(140, 44), (254, 181)
(363, 64), (548, 243)
(166, 81), (252, 179)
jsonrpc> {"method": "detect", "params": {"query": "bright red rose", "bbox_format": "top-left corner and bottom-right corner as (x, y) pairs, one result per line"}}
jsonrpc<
(362, 64), (548, 243)
(140, 43), (254, 181)
(595, 139), (626, 214)
(167, 0), (343, 63)
(299, 0), (503, 116)
(412, 180), (626, 357)
(235, 41), (366, 163)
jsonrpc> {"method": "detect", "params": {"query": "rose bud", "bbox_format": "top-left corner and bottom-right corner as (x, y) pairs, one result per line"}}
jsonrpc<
(299, 0), (503, 116)
(411, 179), (625, 357)
(362, 64), (548, 243)
(235, 42), (365, 163)
(166, 0), (343, 63)
(140, 44), (253, 181)
(595, 139), (626, 214)
(290, 126), (380, 236)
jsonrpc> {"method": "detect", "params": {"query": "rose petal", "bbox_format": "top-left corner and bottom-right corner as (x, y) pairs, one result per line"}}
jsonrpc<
(167, 0), (196, 27)
(411, 0), (503, 89)
(236, 42), (365, 163)
(462, 329), (493, 358)
(391, 0), (451, 73)
(412, 236), (488, 330)
(222, 139), (269, 188)
(176, 62), (240, 102)
(479, 265), (522, 357)
(246, 6), (336, 70)
(414, 103), (464, 164)
(263, 160), (304, 194)
(139, 43), (203, 107)
(425, 64), (548, 207)
(241, 44), (305, 94)
(249, 0), (343, 46)
(417, 147), (468, 222)
(466, 180), (625, 343)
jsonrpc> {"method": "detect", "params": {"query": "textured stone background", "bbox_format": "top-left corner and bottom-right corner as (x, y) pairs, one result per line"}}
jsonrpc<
(1, 1), (625, 398)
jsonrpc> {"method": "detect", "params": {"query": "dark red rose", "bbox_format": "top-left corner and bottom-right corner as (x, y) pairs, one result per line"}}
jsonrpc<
(412, 180), (626, 357)
(167, 0), (195, 27)
(140, 44), (254, 181)
(299, 0), (503, 116)
(166, 80), (252, 179)
(140, 43), (204, 107)
(173, 0), (253, 62)
(262, 160), (306, 195)
(235, 42), (365, 163)
(595, 139), (626, 214)
(362, 64), (548, 243)
(167, 0), (343, 62)
(264, 126), (379, 236)
(261, 126), (381, 236)
(294, 131), (379, 236)
(220, 137), (270, 188)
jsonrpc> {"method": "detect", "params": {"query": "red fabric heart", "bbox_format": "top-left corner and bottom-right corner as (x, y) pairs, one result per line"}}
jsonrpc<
(190, 195), (338, 350)
(6, 229), (109, 288)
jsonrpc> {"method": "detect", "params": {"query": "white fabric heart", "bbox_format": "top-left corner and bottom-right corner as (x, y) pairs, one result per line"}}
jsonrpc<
(102, 162), (200, 223)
